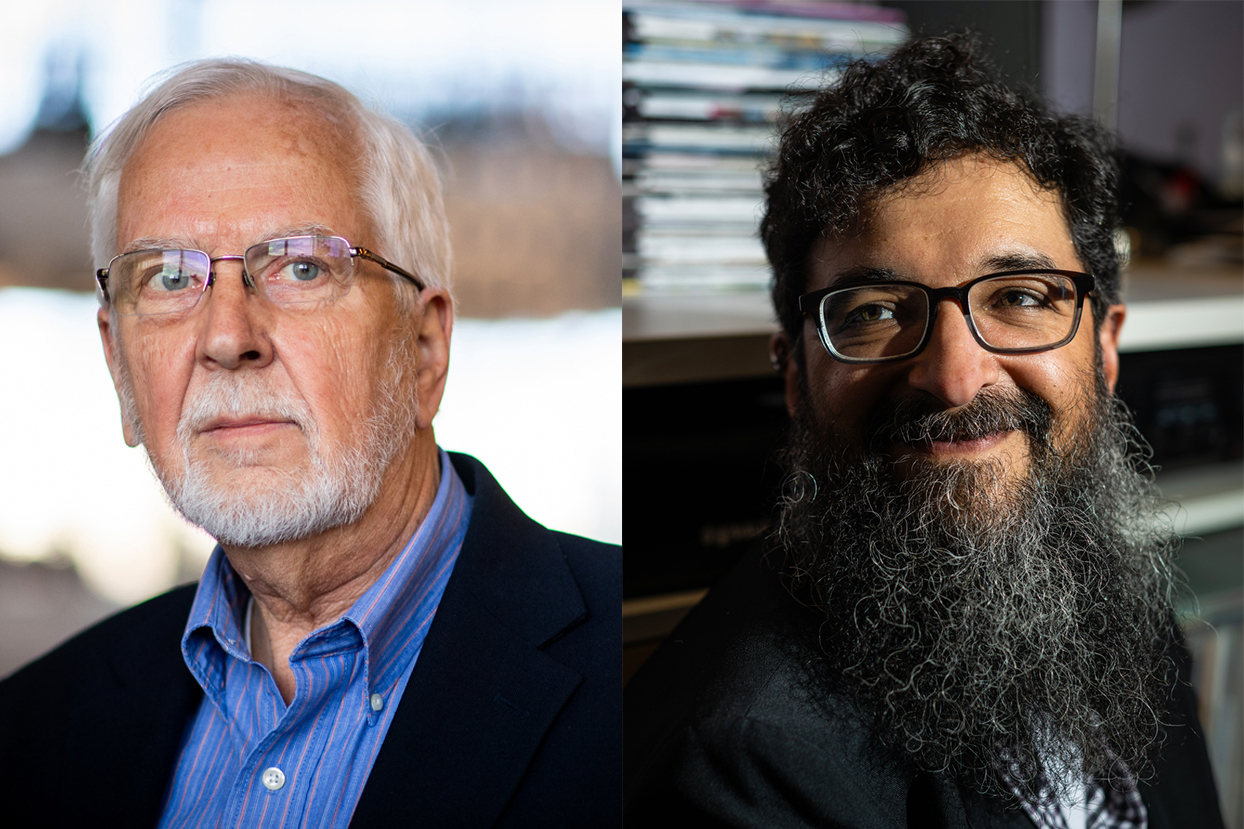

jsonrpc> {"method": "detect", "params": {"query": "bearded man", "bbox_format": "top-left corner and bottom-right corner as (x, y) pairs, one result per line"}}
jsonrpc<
(624, 35), (1223, 829)
(0, 59), (619, 828)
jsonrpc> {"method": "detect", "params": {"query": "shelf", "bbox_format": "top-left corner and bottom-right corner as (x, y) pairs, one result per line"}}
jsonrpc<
(622, 588), (708, 646)
(1117, 263), (1244, 352)
(1157, 460), (1244, 538)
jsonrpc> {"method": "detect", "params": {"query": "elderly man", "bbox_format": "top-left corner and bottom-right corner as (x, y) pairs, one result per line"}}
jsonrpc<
(0, 60), (619, 827)
(625, 35), (1222, 828)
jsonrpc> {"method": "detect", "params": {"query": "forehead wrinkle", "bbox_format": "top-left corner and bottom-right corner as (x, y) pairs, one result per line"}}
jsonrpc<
(120, 223), (343, 256)
(819, 248), (1061, 292)
(121, 236), (196, 254)
(117, 92), (364, 246)
(810, 190), (1075, 292)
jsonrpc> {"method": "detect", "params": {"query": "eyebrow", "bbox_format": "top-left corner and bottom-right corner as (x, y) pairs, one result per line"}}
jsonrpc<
(825, 265), (902, 289)
(825, 251), (1063, 290)
(982, 251), (1059, 272)
(120, 223), (341, 256)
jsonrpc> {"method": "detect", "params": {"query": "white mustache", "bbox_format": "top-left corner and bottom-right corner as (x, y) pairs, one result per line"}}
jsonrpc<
(177, 374), (315, 443)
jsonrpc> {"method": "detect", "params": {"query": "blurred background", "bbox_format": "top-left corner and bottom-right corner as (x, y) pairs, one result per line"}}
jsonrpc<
(622, 1), (1241, 824)
(0, 0), (620, 676)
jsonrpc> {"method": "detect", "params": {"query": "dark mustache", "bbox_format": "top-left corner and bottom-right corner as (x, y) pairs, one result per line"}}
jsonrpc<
(866, 388), (1052, 452)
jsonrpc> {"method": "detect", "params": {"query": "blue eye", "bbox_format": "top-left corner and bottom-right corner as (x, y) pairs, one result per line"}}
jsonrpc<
(149, 265), (193, 292)
(290, 261), (321, 281)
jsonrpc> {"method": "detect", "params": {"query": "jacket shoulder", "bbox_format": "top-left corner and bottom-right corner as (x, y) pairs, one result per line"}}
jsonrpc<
(448, 450), (619, 634)
(553, 529), (621, 606)
(624, 547), (923, 826)
(0, 583), (202, 826)
(0, 583), (196, 703)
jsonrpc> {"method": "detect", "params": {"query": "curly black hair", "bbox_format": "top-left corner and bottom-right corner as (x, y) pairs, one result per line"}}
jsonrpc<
(762, 33), (1121, 347)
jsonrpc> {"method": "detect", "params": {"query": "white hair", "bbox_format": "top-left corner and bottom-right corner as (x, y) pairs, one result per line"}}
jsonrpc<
(84, 58), (452, 299)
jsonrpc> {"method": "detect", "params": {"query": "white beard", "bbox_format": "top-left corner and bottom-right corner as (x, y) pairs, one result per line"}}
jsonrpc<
(114, 334), (419, 549)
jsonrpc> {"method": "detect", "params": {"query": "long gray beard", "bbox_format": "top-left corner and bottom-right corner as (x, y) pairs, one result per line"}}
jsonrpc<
(774, 381), (1182, 803)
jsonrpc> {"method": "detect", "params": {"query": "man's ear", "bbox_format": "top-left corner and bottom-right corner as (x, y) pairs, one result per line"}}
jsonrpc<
(97, 307), (141, 447)
(1098, 304), (1125, 394)
(771, 330), (802, 418)
(413, 289), (453, 431)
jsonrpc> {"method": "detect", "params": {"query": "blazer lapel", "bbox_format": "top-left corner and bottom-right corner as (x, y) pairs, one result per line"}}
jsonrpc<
(352, 454), (589, 827)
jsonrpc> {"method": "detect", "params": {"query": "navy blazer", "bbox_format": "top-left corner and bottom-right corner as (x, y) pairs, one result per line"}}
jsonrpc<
(0, 453), (621, 828)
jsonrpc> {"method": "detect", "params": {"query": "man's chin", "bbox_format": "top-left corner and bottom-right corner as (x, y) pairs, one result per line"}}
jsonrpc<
(166, 465), (363, 550)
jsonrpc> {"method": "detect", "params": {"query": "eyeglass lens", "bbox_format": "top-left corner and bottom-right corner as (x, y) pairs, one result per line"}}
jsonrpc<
(820, 274), (1081, 361)
(108, 235), (355, 316)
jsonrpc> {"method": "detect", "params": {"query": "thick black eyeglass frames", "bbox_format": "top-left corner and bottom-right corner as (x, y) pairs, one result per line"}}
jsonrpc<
(798, 270), (1096, 365)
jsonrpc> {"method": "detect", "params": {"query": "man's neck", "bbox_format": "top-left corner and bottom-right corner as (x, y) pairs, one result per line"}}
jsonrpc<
(227, 434), (443, 704)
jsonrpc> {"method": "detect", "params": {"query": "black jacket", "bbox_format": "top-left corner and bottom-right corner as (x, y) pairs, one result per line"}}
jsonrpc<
(625, 545), (1224, 828)
(0, 453), (621, 828)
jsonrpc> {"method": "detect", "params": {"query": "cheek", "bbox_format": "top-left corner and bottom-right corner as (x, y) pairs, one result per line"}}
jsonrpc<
(1000, 346), (1101, 446)
(278, 314), (395, 418)
(1004, 331), (1100, 406)
(126, 336), (191, 416)
(803, 350), (890, 432)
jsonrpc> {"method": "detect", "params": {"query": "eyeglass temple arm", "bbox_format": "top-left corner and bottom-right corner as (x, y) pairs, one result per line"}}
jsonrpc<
(95, 269), (112, 303)
(352, 247), (426, 292)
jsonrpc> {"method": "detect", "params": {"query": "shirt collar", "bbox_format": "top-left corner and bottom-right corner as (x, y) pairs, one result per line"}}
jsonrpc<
(341, 448), (472, 690)
(1001, 749), (1147, 829)
(181, 448), (473, 696)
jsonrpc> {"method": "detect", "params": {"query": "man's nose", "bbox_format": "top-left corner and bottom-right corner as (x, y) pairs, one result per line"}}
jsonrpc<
(194, 259), (274, 371)
(904, 298), (999, 408)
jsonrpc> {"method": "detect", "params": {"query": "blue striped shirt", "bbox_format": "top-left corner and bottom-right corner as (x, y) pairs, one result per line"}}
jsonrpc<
(157, 449), (472, 828)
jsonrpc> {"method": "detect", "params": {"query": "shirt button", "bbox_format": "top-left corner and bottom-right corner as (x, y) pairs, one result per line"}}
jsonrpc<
(262, 767), (286, 791)
(370, 693), (384, 712)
